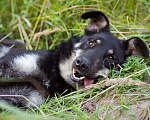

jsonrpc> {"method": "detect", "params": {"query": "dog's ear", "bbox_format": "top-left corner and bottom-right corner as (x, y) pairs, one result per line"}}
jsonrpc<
(122, 37), (149, 58)
(81, 11), (110, 33)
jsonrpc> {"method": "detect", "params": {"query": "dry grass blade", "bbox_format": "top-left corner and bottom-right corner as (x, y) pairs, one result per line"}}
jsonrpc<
(109, 22), (127, 39)
(18, 18), (33, 50)
(139, 105), (150, 120)
(29, 0), (47, 44)
(22, 16), (32, 29)
(125, 67), (150, 79)
(0, 32), (13, 42)
(86, 78), (147, 89)
(33, 27), (61, 42)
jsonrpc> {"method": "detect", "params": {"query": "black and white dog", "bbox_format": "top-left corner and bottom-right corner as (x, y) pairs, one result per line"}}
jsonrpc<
(0, 11), (149, 107)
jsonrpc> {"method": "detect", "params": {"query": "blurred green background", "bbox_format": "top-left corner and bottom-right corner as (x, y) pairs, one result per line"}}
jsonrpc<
(0, 0), (149, 51)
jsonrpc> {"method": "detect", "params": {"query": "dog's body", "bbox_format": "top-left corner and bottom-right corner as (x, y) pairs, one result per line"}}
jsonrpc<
(0, 11), (149, 107)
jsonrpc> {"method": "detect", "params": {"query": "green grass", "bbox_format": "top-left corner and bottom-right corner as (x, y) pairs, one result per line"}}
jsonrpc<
(0, 0), (150, 119)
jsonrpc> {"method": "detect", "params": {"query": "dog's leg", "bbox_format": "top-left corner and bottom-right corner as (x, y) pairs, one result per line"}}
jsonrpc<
(0, 82), (45, 107)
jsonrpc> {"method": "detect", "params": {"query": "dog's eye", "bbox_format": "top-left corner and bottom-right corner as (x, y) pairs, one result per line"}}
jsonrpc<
(89, 41), (95, 47)
(108, 55), (114, 60)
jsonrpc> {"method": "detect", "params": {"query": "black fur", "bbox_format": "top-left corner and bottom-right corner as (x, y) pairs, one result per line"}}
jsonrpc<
(0, 11), (149, 108)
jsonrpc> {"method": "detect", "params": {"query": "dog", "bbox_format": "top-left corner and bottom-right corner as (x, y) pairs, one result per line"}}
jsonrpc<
(0, 11), (149, 108)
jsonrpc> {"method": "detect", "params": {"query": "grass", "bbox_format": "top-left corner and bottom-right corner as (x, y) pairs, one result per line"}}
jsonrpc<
(0, 0), (150, 119)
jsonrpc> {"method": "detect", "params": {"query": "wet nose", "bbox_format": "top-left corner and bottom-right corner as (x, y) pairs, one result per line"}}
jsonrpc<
(75, 57), (89, 70)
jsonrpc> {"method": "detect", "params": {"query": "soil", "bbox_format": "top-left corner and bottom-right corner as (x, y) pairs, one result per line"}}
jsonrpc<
(82, 78), (150, 120)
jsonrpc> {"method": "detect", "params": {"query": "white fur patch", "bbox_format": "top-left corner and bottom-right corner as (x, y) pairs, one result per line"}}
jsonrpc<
(100, 20), (107, 29)
(27, 91), (45, 106)
(59, 49), (83, 88)
(97, 39), (101, 44)
(87, 17), (107, 32)
(74, 43), (82, 48)
(12, 54), (39, 75)
(0, 46), (10, 58)
(107, 49), (113, 54)
(95, 68), (110, 78)
(75, 49), (83, 57)
(44, 80), (51, 89)
(128, 39), (135, 49)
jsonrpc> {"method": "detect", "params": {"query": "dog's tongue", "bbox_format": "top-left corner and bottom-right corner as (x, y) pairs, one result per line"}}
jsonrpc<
(84, 78), (94, 87)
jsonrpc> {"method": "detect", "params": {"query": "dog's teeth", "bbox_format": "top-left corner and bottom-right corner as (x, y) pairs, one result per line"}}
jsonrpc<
(77, 77), (85, 81)
(80, 77), (85, 80)
(73, 69), (75, 76)
(72, 69), (85, 81)
(73, 69), (76, 73)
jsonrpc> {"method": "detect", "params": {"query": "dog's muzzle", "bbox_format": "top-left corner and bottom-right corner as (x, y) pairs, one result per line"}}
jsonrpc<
(71, 69), (94, 87)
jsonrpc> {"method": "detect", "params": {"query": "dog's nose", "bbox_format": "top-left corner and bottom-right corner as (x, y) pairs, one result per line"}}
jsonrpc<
(75, 57), (89, 70)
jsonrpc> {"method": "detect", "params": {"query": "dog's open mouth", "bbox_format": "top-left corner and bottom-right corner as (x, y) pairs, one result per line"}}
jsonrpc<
(71, 69), (94, 87)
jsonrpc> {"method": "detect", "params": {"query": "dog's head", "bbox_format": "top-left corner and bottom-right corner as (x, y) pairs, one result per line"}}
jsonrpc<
(59, 11), (149, 89)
